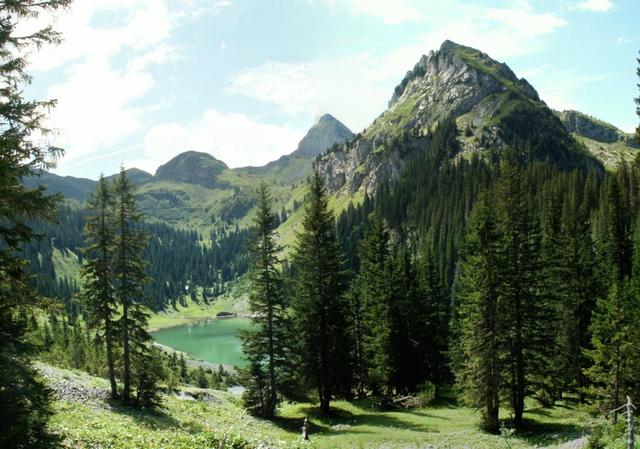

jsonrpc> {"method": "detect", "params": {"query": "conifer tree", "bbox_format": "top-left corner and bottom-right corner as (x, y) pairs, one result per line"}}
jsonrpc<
(497, 154), (551, 427)
(416, 252), (450, 388)
(241, 180), (289, 418)
(113, 167), (154, 404)
(0, 1), (70, 447)
(455, 192), (502, 432)
(636, 47), (639, 143)
(81, 175), (119, 398)
(586, 221), (640, 421)
(386, 246), (419, 392)
(291, 170), (351, 414)
(357, 214), (391, 393)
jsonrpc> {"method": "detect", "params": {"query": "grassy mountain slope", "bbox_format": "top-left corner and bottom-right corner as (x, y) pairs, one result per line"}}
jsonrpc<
(42, 363), (590, 449)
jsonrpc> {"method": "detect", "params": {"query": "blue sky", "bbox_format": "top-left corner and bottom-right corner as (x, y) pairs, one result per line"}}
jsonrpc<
(23, 0), (640, 179)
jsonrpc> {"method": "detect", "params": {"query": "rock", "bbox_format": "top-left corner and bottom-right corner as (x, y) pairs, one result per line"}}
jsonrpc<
(557, 110), (621, 144)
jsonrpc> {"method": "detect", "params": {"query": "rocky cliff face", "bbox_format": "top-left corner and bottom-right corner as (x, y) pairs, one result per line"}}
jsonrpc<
(316, 40), (598, 197)
(557, 110), (638, 147)
(557, 110), (620, 143)
(294, 113), (354, 158)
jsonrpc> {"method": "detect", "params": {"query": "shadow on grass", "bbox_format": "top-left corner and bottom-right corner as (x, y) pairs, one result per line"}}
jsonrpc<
(107, 398), (202, 433)
(273, 402), (437, 437)
(508, 417), (585, 447)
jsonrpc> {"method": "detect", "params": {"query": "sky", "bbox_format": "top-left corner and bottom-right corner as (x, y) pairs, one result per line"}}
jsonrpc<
(21, 0), (640, 180)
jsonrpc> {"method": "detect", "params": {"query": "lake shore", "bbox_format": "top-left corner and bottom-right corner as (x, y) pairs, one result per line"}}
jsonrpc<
(147, 295), (252, 332)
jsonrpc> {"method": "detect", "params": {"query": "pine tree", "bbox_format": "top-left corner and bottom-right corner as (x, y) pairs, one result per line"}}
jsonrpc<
(386, 246), (419, 393)
(81, 175), (119, 398)
(240, 180), (289, 418)
(636, 47), (639, 144)
(455, 192), (502, 432)
(0, 1), (70, 447)
(291, 170), (351, 414)
(586, 222), (640, 422)
(113, 167), (154, 405)
(357, 214), (391, 393)
(497, 154), (551, 427)
(416, 252), (450, 388)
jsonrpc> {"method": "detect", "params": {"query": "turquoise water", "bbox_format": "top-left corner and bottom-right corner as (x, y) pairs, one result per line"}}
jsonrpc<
(151, 318), (253, 367)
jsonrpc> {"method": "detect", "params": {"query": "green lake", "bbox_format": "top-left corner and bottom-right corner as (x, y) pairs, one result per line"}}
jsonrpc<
(151, 318), (252, 367)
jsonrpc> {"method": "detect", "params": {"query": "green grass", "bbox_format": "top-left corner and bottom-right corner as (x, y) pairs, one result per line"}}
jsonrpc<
(364, 94), (420, 142)
(52, 247), (81, 284)
(49, 378), (298, 449)
(46, 361), (592, 449)
(277, 189), (365, 255)
(147, 289), (248, 332)
(275, 398), (588, 449)
(574, 134), (638, 169)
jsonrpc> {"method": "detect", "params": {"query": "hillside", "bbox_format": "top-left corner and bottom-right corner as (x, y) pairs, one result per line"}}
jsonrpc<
(40, 363), (590, 449)
(25, 114), (351, 231)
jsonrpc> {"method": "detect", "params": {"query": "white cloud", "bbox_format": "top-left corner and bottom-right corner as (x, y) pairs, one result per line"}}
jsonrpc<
(575, 0), (613, 12)
(343, 0), (423, 24)
(24, 0), (217, 168)
(616, 36), (634, 45)
(228, 1), (567, 131)
(524, 68), (610, 111)
(46, 56), (154, 162)
(138, 110), (304, 172)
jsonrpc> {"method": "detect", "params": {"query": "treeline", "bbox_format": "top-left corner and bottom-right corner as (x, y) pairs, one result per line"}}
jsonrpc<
(21, 203), (251, 311)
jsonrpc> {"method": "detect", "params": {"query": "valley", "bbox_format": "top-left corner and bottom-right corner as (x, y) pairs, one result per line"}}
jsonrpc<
(3, 2), (640, 448)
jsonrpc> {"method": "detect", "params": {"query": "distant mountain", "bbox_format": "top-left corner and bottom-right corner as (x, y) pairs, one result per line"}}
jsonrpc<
(238, 114), (353, 185)
(106, 168), (154, 185)
(24, 171), (97, 203)
(293, 113), (354, 158)
(555, 110), (638, 168)
(25, 114), (352, 230)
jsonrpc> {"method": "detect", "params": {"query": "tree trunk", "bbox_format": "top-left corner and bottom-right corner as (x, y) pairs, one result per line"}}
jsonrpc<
(267, 294), (277, 418)
(123, 299), (130, 402)
(514, 290), (525, 427)
(105, 320), (118, 398)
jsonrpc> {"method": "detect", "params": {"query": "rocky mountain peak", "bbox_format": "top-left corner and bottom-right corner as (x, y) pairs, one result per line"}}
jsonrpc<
(292, 113), (353, 158)
(389, 40), (539, 111)
(316, 40), (598, 198)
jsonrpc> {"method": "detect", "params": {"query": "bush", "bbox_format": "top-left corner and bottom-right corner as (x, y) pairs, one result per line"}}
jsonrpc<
(403, 382), (437, 409)
(586, 423), (605, 449)
(415, 382), (437, 407)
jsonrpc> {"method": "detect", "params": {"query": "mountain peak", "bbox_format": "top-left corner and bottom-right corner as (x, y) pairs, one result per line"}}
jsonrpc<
(389, 40), (539, 109)
(155, 151), (228, 188)
(439, 39), (462, 53)
(292, 113), (354, 158)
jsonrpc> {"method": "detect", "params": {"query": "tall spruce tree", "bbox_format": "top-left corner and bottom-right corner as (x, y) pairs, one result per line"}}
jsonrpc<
(291, 170), (351, 414)
(636, 46), (639, 143)
(241, 180), (289, 418)
(357, 213), (392, 393)
(81, 175), (118, 398)
(113, 167), (154, 405)
(417, 251), (450, 387)
(455, 192), (503, 432)
(0, 1), (70, 447)
(497, 154), (551, 428)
